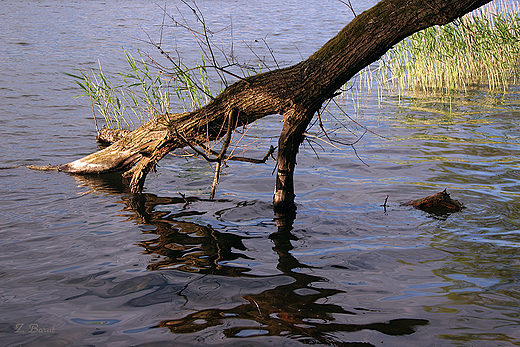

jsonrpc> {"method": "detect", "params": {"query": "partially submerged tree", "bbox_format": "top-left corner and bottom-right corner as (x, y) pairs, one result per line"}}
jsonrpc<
(58, 0), (491, 211)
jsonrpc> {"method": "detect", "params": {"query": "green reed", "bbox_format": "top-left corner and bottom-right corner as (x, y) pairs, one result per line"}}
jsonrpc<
(375, 0), (520, 95)
(68, 49), (214, 130)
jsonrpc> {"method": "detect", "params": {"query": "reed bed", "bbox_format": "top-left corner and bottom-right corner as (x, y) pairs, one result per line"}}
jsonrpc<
(375, 0), (520, 95)
(68, 49), (214, 130)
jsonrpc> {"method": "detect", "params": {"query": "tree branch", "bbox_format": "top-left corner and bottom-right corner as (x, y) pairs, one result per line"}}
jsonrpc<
(58, 0), (492, 210)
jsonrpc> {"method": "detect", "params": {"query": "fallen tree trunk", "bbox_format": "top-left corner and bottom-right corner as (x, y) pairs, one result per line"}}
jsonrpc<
(60, 0), (491, 211)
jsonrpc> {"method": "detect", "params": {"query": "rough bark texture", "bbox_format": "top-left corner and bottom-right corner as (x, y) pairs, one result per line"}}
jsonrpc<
(96, 128), (130, 144)
(61, 0), (491, 210)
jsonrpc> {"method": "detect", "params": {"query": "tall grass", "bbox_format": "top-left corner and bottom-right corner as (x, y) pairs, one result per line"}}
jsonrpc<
(68, 49), (214, 130)
(375, 0), (520, 95)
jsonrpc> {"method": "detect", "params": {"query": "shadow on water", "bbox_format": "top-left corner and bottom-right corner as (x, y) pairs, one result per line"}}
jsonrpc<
(73, 173), (429, 346)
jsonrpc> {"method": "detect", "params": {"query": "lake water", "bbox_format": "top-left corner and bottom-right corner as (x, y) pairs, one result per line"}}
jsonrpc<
(1, 1), (520, 346)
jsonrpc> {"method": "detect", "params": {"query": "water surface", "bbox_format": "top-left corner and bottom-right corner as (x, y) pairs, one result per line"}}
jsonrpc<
(1, 1), (519, 346)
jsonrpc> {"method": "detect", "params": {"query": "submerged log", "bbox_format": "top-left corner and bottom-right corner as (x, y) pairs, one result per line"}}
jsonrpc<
(59, 0), (491, 211)
(402, 189), (464, 215)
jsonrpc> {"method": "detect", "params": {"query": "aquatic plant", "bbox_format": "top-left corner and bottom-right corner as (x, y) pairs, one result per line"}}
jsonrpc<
(375, 0), (520, 95)
(68, 49), (214, 130)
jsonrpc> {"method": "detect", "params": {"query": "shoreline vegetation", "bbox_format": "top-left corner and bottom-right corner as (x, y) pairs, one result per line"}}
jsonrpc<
(368, 0), (520, 96)
(69, 0), (520, 131)
(67, 49), (216, 131)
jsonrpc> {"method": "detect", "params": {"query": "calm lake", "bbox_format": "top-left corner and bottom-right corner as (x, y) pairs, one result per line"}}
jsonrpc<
(1, 1), (520, 346)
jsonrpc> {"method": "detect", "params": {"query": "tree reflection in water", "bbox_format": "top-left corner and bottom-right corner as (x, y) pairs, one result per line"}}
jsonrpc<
(124, 196), (427, 345)
(75, 174), (428, 346)
(124, 194), (254, 275)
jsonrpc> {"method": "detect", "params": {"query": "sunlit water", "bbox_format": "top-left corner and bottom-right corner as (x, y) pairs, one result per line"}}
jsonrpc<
(1, 1), (519, 346)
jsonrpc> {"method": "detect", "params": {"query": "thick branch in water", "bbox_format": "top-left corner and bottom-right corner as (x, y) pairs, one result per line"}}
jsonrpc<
(60, 0), (491, 210)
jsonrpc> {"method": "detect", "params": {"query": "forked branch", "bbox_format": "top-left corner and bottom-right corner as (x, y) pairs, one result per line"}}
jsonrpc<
(56, 0), (491, 211)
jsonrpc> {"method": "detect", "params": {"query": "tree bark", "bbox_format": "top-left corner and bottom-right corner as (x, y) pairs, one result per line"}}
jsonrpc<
(60, 0), (491, 210)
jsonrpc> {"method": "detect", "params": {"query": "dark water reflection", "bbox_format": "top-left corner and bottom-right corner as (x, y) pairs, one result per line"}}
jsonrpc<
(70, 175), (429, 346)
(127, 194), (254, 275)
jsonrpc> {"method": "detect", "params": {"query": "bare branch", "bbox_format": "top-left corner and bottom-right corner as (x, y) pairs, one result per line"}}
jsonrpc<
(337, 0), (357, 17)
